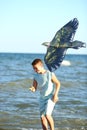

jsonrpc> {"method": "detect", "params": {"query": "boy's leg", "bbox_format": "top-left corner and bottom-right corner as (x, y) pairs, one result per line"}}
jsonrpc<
(45, 99), (55, 130)
(46, 115), (54, 130)
(41, 115), (48, 130)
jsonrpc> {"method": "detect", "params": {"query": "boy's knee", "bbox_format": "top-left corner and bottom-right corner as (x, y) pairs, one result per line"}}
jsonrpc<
(41, 115), (46, 121)
(46, 115), (51, 120)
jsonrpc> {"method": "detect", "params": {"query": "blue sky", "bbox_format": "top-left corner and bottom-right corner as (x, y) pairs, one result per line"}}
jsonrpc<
(0, 0), (87, 54)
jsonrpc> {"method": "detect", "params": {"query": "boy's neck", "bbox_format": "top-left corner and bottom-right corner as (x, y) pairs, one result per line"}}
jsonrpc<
(40, 69), (47, 74)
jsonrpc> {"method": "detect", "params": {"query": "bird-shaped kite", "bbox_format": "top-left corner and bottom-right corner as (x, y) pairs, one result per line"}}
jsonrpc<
(42, 18), (86, 72)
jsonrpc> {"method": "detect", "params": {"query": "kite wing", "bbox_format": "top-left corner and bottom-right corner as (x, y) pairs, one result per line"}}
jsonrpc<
(43, 18), (86, 71)
(44, 46), (67, 71)
(50, 18), (79, 47)
(50, 18), (79, 48)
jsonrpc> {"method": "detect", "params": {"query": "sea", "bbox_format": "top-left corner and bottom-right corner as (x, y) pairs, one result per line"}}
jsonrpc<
(0, 53), (87, 130)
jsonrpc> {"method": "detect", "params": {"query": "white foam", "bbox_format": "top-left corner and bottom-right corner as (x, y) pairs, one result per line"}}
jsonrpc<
(18, 127), (59, 130)
(21, 129), (42, 130)
(61, 60), (71, 66)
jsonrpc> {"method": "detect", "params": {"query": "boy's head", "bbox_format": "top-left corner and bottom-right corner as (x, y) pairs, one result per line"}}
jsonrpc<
(32, 59), (44, 73)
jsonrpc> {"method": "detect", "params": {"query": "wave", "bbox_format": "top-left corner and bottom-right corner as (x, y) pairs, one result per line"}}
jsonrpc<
(61, 60), (71, 66)
(0, 78), (33, 88)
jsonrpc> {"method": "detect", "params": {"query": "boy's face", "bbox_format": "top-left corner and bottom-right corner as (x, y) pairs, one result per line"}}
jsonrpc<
(33, 62), (43, 74)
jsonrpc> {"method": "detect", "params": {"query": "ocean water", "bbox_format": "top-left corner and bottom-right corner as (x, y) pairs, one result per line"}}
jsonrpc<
(0, 53), (87, 130)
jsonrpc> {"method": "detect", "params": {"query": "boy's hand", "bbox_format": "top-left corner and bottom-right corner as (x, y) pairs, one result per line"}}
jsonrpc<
(29, 86), (35, 92)
(52, 95), (58, 103)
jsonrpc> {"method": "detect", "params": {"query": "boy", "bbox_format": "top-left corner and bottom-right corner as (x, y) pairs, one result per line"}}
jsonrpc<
(29, 59), (60, 130)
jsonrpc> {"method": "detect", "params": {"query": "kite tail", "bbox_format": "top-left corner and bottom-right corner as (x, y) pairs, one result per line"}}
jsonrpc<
(70, 40), (86, 49)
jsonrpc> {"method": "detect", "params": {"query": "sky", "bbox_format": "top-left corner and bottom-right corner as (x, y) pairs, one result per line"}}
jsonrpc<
(0, 0), (87, 54)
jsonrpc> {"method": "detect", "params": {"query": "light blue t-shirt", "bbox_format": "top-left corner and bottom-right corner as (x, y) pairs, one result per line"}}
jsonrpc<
(34, 70), (54, 98)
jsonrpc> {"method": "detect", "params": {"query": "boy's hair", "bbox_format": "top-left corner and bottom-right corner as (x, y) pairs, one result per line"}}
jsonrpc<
(32, 59), (43, 66)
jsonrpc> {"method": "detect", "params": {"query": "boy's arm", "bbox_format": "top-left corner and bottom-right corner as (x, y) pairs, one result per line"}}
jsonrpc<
(29, 79), (37, 92)
(51, 73), (60, 103)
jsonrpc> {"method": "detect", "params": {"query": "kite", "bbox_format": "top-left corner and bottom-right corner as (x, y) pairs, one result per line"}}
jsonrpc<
(42, 18), (86, 72)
